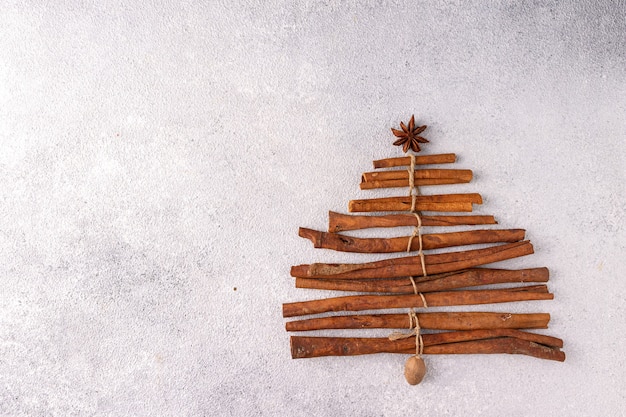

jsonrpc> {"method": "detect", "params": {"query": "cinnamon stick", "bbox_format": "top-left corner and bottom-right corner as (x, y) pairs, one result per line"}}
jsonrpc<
(295, 267), (549, 293)
(373, 153), (457, 168)
(363, 169), (473, 183)
(362, 178), (470, 189)
(360, 169), (472, 189)
(285, 312), (550, 332)
(282, 285), (552, 317)
(290, 240), (534, 279)
(290, 331), (565, 361)
(328, 211), (497, 232)
(349, 193), (482, 213)
(299, 227), (525, 253)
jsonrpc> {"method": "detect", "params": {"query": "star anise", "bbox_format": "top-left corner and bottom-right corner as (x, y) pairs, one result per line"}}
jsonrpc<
(391, 115), (429, 153)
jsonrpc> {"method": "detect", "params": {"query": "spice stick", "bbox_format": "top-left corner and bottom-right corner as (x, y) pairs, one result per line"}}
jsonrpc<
(424, 337), (565, 361)
(299, 227), (525, 253)
(282, 285), (552, 317)
(360, 169), (472, 189)
(373, 153), (457, 168)
(290, 240), (534, 279)
(363, 169), (473, 183)
(295, 267), (549, 293)
(290, 331), (565, 361)
(361, 178), (469, 189)
(348, 193), (482, 212)
(328, 211), (497, 232)
(285, 311), (550, 332)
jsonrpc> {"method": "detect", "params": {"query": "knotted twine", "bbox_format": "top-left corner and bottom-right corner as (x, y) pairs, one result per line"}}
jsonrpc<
(388, 153), (428, 358)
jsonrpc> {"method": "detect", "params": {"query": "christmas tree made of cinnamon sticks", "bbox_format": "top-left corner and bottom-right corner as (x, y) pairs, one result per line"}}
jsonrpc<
(283, 116), (565, 385)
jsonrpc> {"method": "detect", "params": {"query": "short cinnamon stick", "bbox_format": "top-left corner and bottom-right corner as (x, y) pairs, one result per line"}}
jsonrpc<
(373, 153), (457, 168)
(328, 211), (497, 232)
(349, 193), (482, 213)
(360, 169), (472, 189)
(291, 240), (534, 279)
(424, 337), (565, 361)
(282, 285), (552, 317)
(363, 169), (473, 183)
(285, 311), (550, 332)
(290, 331), (565, 361)
(362, 178), (470, 189)
(299, 227), (525, 253)
(295, 267), (549, 293)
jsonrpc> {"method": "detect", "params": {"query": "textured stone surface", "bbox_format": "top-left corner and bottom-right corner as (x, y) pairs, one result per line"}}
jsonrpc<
(1, 1), (625, 415)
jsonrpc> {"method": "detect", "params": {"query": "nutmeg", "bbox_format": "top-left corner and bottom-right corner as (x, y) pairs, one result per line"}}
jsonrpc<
(404, 355), (426, 385)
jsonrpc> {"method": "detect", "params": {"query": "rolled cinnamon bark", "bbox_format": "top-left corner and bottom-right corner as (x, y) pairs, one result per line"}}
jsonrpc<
(290, 330), (565, 361)
(363, 169), (473, 183)
(282, 285), (552, 317)
(328, 211), (497, 232)
(373, 153), (457, 168)
(299, 227), (525, 253)
(285, 311), (550, 332)
(295, 267), (549, 293)
(360, 169), (472, 190)
(361, 178), (469, 189)
(360, 169), (472, 189)
(290, 240), (534, 279)
(349, 193), (482, 212)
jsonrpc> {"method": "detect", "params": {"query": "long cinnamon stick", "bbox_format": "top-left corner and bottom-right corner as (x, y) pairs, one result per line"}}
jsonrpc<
(295, 267), (549, 293)
(349, 193), (482, 213)
(291, 331), (565, 361)
(285, 312), (550, 332)
(328, 211), (497, 232)
(373, 153), (457, 168)
(282, 285), (552, 317)
(291, 241), (534, 279)
(299, 227), (525, 253)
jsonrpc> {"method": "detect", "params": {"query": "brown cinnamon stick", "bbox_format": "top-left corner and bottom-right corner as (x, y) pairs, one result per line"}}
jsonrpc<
(299, 227), (525, 253)
(282, 285), (552, 317)
(360, 169), (472, 190)
(373, 153), (457, 168)
(362, 178), (470, 189)
(349, 193), (482, 212)
(290, 331), (565, 361)
(328, 211), (497, 232)
(363, 169), (473, 183)
(295, 267), (549, 293)
(291, 240), (534, 279)
(424, 337), (565, 361)
(360, 169), (472, 189)
(285, 312), (550, 332)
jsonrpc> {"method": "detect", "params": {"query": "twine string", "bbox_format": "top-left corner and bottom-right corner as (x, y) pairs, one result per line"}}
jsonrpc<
(390, 153), (428, 357)
(387, 309), (425, 355)
(406, 154), (427, 277)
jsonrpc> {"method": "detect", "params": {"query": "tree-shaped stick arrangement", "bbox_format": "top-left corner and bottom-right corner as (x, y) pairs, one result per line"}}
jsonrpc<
(283, 116), (565, 385)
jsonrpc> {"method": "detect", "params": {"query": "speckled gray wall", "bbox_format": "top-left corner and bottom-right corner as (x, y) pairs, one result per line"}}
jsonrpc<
(1, 1), (624, 416)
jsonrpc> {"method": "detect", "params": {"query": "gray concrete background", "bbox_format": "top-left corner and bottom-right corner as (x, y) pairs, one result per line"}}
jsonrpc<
(1, 1), (625, 416)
